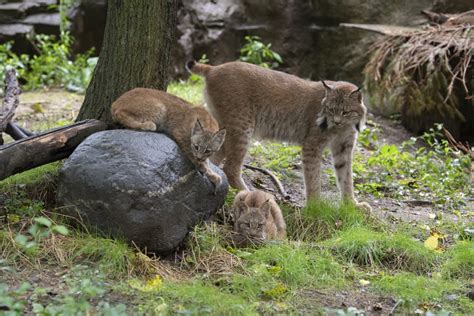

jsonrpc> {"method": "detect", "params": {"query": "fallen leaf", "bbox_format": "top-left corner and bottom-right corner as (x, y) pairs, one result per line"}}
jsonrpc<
(424, 236), (438, 250)
(359, 279), (370, 286)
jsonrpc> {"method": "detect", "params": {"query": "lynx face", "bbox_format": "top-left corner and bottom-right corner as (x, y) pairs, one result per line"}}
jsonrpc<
(317, 81), (366, 132)
(234, 201), (272, 241)
(190, 120), (226, 162)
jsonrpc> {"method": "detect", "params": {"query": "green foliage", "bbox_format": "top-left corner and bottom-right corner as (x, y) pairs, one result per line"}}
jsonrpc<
(31, 267), (127, 315)
(0, 33), (96, 93)
(14, 216), (69, 256)
(355, 124), (471, 209)
(167, 80), (205, 105)
(240, 36), (282, 68)
(0, 282), (30, 315)
(324, 227), (439, 273)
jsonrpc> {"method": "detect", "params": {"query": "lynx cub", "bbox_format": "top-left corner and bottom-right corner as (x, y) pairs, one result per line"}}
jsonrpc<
(188, 61), (370, 210)
(111, 88), (226, 189)
(232, 190), (286, 244)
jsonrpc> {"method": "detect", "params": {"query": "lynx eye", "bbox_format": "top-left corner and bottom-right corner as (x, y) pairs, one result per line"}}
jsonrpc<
(193, 144), (200, 151)
(343, 111), (351, 116)
(204, 149), (211, 154)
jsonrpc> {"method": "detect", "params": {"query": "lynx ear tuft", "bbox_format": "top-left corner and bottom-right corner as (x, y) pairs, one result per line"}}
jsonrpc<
(261, 201), (272, 219)
(317, 115), (328, 131)
(192, 119), (203, 135)
(321, 80), (333, 91)
(234, 199), (248, 219)
(349, 87), (362, 102)
(211, 128), (226, 151)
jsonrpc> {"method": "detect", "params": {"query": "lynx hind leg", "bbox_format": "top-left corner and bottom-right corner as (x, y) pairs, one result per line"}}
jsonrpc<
(222, 128), (252, 191)
(113, 110), (157, 131)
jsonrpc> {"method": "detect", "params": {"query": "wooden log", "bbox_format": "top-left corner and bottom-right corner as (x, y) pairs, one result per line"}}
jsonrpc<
(0, 119), (107, 181)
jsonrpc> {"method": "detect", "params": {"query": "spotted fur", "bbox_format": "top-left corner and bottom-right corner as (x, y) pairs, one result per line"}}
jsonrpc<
(189, 62), (371, 211)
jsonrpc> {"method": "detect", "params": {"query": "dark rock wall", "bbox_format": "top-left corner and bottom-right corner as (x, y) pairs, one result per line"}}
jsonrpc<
(0, 0), (473, 84)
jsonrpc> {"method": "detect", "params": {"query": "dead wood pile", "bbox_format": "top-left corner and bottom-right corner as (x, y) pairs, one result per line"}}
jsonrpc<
(364, 23), (473, 139)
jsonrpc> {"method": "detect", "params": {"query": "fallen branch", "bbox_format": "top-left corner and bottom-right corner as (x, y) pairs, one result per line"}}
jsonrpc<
(0, 119), (107, 181)
(443, 127), (473, 159)
(243, 164), (290, 200)
(5, 122), (28, 140)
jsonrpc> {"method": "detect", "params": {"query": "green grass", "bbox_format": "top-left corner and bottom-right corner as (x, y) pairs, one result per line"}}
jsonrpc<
(161, 281), (257, 315)
(323, 227), (439, 273)
(0, 162), (59, 191)
(248, 142), (301, 179)
(167, 80), (205, 105)
(63, 234), (137, 277)
(246, 243), (346, 289)
(284, 199), (375, 242)
(373, 272), (473, 313)
(442, 241), (474, 279)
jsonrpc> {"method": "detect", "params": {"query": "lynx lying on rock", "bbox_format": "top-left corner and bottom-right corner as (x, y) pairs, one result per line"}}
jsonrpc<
(111, 88), (226, 190)
(188, 61), (370, 211)
(231, 190), (286, 245)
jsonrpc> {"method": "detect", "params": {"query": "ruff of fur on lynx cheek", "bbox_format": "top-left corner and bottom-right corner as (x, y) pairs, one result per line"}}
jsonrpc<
(56, 130), (228, 254)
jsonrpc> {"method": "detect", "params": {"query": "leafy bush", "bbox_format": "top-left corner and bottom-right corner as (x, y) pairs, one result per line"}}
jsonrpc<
(239, 36), (282, 68)
(0, 33), (96, 93)
(355, 124), (471, 209)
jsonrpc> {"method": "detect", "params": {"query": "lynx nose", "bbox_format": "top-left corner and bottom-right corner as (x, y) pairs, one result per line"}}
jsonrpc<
(334, 115), (342, 125)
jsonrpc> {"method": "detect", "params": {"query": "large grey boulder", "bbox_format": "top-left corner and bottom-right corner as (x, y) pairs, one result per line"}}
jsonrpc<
(56, 130), (228, 254)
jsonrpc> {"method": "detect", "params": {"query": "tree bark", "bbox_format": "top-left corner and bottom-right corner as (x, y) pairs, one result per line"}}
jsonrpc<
(0, 69), (21, 144)
(0, 120), (107, 181)
(76, 0), (178, 124)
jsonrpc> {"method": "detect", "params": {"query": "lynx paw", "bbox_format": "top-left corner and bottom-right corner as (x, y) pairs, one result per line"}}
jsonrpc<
(208, 173), (222, 195)
(140, 121), (157, 131)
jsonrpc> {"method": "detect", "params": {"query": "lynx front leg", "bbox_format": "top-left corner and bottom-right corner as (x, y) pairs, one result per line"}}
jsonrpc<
(330, 135), (372, 213)
(196, 160), (222, 194)
(302, 144), (324, 202)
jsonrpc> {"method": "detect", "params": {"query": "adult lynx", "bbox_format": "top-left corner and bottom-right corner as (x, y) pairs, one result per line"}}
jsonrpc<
(111, 88), (226, 190)
(232, 190), (286, 245)
(188, 61), (370, 209)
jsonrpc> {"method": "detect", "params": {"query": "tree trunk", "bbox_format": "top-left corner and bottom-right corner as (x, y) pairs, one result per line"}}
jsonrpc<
(76, 0), (178, 124)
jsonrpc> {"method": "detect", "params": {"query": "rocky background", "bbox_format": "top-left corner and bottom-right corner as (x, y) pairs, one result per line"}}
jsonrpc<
(0, 0), (472, 85)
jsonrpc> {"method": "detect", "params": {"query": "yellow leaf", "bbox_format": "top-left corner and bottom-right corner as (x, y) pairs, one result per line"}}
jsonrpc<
(359, 279), (371, 286)
(424, 236), (438, 250)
